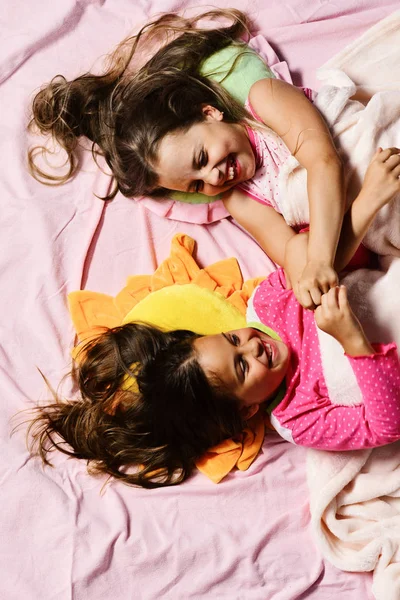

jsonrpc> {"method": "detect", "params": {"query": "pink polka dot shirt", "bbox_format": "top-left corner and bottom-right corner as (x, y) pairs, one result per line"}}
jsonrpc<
(252, 270), (400, 451)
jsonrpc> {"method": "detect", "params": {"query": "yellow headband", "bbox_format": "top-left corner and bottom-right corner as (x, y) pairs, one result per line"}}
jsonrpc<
(121, 362), (140, 394)
(104, 363), (139, 416)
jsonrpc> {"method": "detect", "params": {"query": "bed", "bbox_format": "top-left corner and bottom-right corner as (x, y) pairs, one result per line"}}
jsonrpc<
(1, 1), (399, 598)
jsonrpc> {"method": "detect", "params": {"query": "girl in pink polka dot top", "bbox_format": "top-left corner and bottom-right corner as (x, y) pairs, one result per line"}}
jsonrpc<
(32, 268), (400, 490)
(195, 276), (400, 451)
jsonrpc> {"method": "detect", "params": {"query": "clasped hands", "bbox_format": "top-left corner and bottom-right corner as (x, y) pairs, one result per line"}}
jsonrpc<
(284, 234), (337, 311)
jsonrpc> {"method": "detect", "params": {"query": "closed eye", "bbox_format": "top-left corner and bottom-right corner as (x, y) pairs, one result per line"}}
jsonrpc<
(239, 356), (248, 377)
(230, 334), (240, 346)
(193, 150), (207, 193)
(198, 150), (208, 168)
(225, 333), (247, 378)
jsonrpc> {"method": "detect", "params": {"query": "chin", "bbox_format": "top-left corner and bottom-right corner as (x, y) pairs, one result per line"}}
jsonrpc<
(204, 188), (224, 197)
(225, 182), (237, 193)
(247, 161), (256, 180)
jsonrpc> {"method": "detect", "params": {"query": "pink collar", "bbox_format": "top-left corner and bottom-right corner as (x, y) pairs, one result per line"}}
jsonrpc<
(244, 125), (263, 169)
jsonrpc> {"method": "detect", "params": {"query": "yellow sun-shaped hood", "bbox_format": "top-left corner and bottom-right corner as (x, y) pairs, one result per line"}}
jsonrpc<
(68, 234), (263, 340)
(68, 234), (266, 483)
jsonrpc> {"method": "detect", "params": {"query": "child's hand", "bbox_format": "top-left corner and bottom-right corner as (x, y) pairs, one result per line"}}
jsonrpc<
(297, 260), (338, 310)
(314, 286), (374, 356)
(360, 147), (400, 211)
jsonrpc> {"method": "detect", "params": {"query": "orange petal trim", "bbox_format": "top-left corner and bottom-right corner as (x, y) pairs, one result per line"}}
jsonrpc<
(68, 234), (266, 483)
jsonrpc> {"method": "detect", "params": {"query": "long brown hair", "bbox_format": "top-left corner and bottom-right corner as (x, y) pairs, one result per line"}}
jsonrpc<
(28, 9), (253, 199)
(28, 323), (244, 488)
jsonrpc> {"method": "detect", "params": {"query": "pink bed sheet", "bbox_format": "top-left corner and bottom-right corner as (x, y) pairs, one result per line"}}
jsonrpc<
(1, 1), (398, 598)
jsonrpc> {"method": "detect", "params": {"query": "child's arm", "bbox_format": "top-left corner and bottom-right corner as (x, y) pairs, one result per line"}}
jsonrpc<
(275, 286), (400, 451)
(335, 147), (400, 268)
(222, 190), (296, 266)
(285, 147), (400, 295)
(284, 342), (400, 450)
(313, 286), (400, 447)
(249, 78), (345, 309)
(225, 146), (400, 301)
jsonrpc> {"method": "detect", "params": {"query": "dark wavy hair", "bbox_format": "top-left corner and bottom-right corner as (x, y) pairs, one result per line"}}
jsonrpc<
(27, 9), (253, 199)
(28, 323), (244, 488)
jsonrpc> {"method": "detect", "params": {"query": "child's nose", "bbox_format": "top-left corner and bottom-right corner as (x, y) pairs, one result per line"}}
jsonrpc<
(204, 166), (223, 187)
(244, 337), (261, 357)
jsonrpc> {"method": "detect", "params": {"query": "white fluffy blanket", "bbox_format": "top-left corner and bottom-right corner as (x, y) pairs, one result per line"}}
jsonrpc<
(314, 257), (400, 600)
(282, 12), (400, 599)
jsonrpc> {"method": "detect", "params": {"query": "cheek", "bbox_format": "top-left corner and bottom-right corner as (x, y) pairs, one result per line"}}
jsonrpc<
(253, 365), (283, 397)
(251, 368), (271, 395)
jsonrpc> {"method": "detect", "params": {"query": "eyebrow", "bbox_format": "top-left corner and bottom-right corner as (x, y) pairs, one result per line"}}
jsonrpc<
(191, 150), (198, 171)
(186, 172), (194, 194)
(186, 145), (201, 193)
(221, 333), (243, 384)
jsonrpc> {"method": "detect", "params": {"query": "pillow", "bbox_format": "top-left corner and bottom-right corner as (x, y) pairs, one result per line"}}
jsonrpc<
(122, 284), (247, 333)
(68, 233), (266, 483)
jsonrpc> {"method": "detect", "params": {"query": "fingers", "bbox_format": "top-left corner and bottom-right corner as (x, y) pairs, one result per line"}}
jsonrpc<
(385, 153), (400, 170)
(299, 289), (315, 311)
(321, 285), (339, 310)
(315, 288), (337, 333)
(300, 283), (332, 310)
(309, 287), (322, 308)
(376, 147), (400, 163)
(297, 263), (339, 310)
(299, 276), (338, 310)
(372, 147), (383, 160)
(300, 283), (328, 310)
(337, 284), (348, 309)
(320, 285), (350, 318)
(393, 163), (400, 179)
(318, 272), (338, 299)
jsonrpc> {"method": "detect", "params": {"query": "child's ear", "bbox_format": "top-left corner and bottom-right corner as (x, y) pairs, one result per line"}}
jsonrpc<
(202, 105), (224, 122)
(240, 404), (259, 420)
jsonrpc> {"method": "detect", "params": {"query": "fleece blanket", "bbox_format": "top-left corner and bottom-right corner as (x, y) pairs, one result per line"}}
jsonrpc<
(272, 12), (400, 598)
(1, 2), (399, 600)
(309, 256), (400, 600)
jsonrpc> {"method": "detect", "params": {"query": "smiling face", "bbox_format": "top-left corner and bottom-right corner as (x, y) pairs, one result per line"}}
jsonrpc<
(194, 328), (290, 418)
(154, 106), (256, 197)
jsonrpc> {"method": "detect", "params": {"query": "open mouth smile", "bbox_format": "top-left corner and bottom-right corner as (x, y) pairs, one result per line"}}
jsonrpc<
(226, 155), (239, 182)
(261, 339), (275, 368)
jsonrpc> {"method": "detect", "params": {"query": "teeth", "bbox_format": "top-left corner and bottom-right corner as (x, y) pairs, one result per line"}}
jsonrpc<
(262, 340), (271, 367)
(227, 156), (236, 181)
(267, 343), (272, 367)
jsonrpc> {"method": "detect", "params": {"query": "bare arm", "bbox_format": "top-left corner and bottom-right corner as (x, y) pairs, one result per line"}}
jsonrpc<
(286, 147), (400, 291)
(223, 189), (295, 265)
(249, 78), (345, 307)
(285, 195), (375, 289)
(223, 184), (365, 297)
(225, 148), (400, 300)
(336, 147), (400, 267)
